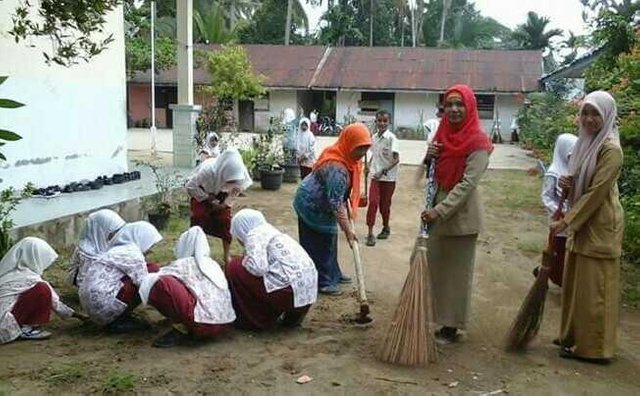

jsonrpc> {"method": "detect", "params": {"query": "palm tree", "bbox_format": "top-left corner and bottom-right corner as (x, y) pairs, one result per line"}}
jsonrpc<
(284, 0), (310, 44)
(512, 11), (563, 50)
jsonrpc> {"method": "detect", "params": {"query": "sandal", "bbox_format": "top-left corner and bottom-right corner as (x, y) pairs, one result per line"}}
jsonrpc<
(319, 285), (343, 296)
(559, 347), (611, 365)
(365, 234), (376, 247)
(152, 328), (190, 348)
(19, 326), (52, 341)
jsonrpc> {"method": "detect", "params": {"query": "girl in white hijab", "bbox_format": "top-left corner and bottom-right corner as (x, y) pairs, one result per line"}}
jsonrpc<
(536, 133), (578, 286)
(198, 132), (221, 163)
(79, 221), (162, 332)
(1, 237), (85, 344)
(67, 209), (126, 288)
(138, 226), (235, 347)
(227, 209), (318, 331)
(185, 148), (252, 265)
(295, 117), (316, 179)
(550, 91), (624, 363)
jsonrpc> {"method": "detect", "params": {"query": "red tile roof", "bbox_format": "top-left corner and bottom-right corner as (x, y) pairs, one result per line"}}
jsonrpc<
(129, 45), (542, 93)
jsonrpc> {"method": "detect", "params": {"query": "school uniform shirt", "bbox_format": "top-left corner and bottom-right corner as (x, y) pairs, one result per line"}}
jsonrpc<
(369, 130), (400, 182)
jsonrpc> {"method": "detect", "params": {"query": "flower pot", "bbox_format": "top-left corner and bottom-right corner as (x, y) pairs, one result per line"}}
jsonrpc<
(148, 212), (170, 231)
(283, 163), (300, 183)
(260, 168), (284, 191)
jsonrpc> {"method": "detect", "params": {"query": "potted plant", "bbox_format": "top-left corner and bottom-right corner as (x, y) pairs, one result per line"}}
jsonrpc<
(133, 157), (184, 230)
(253, 121), (285, 191)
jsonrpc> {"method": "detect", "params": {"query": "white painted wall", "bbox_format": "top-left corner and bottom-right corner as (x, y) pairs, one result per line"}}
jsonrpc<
(254, 90), (297, 132)
(479, 94), (522, 140)
(336, 91), (361, 124)
(0, 1), (127, 189)
(393, 92), (442, 129)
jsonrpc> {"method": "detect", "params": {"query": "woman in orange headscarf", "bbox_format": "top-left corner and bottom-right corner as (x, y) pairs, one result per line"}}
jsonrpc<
(421, 84), (493, 344)
(293, 123), (372, 295)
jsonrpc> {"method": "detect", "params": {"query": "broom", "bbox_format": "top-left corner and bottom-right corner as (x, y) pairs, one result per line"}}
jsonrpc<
(505, 190), (568, 351)
(377, 162), (438, 366)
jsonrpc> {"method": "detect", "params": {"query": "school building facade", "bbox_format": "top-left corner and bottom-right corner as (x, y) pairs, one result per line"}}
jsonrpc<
(127, 45), (543, 139)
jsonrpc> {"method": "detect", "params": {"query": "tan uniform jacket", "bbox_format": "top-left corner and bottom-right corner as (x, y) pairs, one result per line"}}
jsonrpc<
(432, 151), (490, 237)
(564, 141), (624, 259)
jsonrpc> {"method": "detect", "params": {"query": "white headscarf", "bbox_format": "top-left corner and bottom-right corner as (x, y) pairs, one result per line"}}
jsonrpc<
(175, 226), (228, 289)
(109, 221), (162, 253)
(0, 237), (58, 286)
(230, 209), (266, 244)
(195, 148), (253, 195)
(546, 133), (578, 179)
(568, 91), (621, 204)
(205, 132), (221, 158)
(78, 209), (126, 258)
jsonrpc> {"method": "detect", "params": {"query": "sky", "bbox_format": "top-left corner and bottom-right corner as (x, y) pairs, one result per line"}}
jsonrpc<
(302, 0), (590, 39)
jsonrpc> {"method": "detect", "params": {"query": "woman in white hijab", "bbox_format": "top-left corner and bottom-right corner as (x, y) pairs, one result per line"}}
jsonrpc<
(550, 91), (624, 363)
(79, 221), (162, 332)
(227, 209), (318, 331)
(138, 226), (235, 347)
(295, 117), (316, 179)
(198, 132), (221, 163)
(1, 237), (86, 344)
(185, 148), (252, 265)
(535, 133), (578, 286)
(67, 209), (126, 288)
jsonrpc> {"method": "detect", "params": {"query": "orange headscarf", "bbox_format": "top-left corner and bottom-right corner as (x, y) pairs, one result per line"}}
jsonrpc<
(313, 122), (372, 217)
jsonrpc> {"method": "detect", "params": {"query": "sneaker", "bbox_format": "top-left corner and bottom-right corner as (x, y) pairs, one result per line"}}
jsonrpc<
(339, 275), (353, 284)
(106, 315), (151, 334)
(152, 328), (190, 348)
(319, 285), (343, 296)
(19, 326), (52, 340)
(377, 227), (391, 240)
(365, 234), (376, 247)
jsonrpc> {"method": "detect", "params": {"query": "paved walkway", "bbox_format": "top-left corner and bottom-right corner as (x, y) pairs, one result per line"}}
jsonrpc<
(128, 128), (538, 170)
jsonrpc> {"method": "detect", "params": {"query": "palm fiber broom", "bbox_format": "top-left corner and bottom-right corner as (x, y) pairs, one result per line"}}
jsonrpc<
(505, 191), (568, 351)
(377, 163), (438, 366)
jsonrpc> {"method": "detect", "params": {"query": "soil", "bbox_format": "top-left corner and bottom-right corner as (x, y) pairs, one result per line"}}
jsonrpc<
(1, 167), (639, 395)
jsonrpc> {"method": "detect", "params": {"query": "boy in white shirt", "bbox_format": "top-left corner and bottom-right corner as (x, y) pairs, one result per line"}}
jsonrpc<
(365, 109), (400, 247)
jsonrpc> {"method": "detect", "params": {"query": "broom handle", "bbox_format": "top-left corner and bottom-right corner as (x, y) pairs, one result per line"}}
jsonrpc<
(346, 201), (368, 306)
(547, 188), (570, 250)
(420, 161), (437, 237)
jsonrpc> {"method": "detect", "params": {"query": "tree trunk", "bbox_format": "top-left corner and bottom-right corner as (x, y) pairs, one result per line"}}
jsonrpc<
(369, 0), (374, 47)
(439, 0), (451, 46)
(285, 0), (293, 45)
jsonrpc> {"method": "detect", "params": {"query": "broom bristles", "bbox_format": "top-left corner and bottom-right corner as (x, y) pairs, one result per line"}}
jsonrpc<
(377, 238), (437, 366)
(505, 261), (551, 351)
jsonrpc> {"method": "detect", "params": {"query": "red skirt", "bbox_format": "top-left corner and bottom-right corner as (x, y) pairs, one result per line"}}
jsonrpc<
(549, 235), (567, 287)
(11, 282), (53, 326)
(190, 198), (232, 243)
(148, 275), (228, 338)
(116, 262), (161, 315)
(225, 257), (310, 331)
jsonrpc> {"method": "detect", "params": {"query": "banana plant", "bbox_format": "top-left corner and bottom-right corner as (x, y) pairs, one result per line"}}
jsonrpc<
(0, 76), (24, 161)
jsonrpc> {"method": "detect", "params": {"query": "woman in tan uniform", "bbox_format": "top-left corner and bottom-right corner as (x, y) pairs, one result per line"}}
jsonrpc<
(421, 84), (493, 343)
(551, 91), (624, 363)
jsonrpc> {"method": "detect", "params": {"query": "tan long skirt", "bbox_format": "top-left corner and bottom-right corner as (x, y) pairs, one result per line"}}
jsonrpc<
(427, 234), (478, 329)
(560, 252), (620, 359)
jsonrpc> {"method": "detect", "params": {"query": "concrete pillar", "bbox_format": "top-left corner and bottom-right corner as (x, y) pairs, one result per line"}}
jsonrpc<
(170, 104), (201, 168)
(172, 0), (199, 167)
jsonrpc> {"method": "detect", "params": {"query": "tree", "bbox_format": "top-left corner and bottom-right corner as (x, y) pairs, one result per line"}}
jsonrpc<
(238, 0), (308, 45)
(0, 77), (24, 161)
(8, 0), (121, 66)
(422, 0), (513, 49)
(511, 11), (563, 50)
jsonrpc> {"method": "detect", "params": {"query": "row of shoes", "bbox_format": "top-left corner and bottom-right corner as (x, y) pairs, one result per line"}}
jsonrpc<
(31, 171), (142, 198)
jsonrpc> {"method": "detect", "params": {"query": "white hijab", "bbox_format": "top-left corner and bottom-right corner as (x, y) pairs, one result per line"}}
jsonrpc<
(174, 226), (228, 289)
(546, 133), (578, 179)
(205, 132), (221, 157)
(78, 209), (126, 258)
(230, 209), (267, 244)
(109, 221), (162, 253)
(568, 91), (621, 204)
(0, 237), (58, 287)
(198, 148), (253, 194)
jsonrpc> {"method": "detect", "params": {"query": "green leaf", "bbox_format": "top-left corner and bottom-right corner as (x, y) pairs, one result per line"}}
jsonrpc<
(0, 76), (7, 86)
(0, 130), (22, 141)
(0, 153), (6, 161)
(0, 99), (25, 109)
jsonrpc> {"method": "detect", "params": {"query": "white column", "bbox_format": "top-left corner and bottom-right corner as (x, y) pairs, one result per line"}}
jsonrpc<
(171, 0), (199, 168)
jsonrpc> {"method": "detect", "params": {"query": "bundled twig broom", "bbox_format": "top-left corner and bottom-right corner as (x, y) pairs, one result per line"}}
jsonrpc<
(377, 163), (437, 366)
(505, 191), (568, 351)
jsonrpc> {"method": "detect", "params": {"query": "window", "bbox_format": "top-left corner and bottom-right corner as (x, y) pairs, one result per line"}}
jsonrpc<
(254, 93), (269, 111)
(359, 92), (394, 115)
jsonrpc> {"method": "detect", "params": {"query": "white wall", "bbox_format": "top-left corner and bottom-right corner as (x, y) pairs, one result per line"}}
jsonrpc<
(0, 1), (127, 189)
(484, 94), (521, 140)
(254, 90), (297, 132)
(393, 92), (441, 129)
(336, 91), (361, 124)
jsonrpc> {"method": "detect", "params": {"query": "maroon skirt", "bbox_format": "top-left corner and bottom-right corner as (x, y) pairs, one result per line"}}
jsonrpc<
(11, 282), (53, 326)
(225, 257), (310, 331)
(549, 235), (567, 287)
(190, 198), (232, 243)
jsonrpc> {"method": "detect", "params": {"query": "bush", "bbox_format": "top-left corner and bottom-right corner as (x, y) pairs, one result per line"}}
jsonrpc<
(516, 92), (578, 163)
